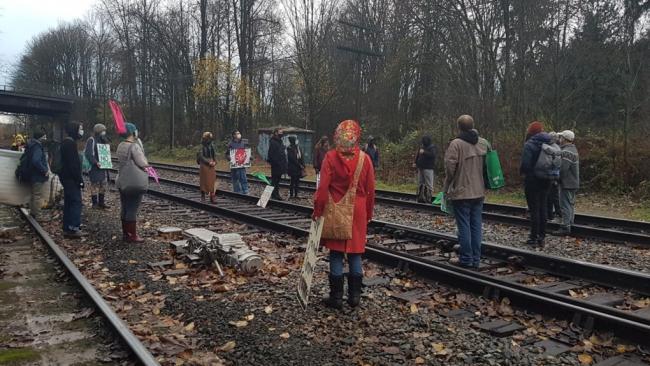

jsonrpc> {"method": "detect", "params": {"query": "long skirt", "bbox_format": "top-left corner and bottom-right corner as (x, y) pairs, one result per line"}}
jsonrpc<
(199, 163), (216, 193)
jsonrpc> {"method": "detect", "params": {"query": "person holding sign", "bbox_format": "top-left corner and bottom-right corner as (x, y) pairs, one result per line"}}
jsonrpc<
(84, 124), (111, 209)
(197, 132), (217, 203)
(312, 120), (375, 310)
(225, 130), (249, 195)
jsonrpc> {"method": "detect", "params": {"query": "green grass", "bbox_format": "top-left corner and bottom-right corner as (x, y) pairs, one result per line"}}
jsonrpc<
(630, 206), (650, 222)
(0, 348), (40, 364)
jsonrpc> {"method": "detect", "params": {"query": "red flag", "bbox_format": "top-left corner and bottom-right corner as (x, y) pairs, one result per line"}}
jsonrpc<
(108, 99), (126, 135)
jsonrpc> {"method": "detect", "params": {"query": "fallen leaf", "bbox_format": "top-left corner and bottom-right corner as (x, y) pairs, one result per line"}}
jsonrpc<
(578, 354), (593, 365)
(410, 303), (418, 314)
(184, 322), (195, 332)
(128, 260), (138, 264)
(217, 341), (236, 352)
(432, 343), (449, 356)
(280, 332), (290, 339)
(229, 320), (248, 328)
(245, 314), (255, 321)
(415, 356), (425, 364)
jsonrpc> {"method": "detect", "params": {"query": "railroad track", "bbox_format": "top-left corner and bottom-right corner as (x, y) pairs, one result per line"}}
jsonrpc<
(132, 173), (650, 346)
(140, 160), (650, 246)
(16, 208), (159, 365)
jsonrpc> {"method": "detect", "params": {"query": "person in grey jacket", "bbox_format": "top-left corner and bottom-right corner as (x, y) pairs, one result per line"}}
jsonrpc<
(84, 124), (110, 209)
(553, 130), (579, 235)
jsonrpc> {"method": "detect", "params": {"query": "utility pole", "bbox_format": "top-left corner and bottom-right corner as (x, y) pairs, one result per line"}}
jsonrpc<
(170, 80), (175, 150)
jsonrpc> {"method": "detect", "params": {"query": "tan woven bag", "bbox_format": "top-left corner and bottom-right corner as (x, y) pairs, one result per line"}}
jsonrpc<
(321, 152), (366, 240)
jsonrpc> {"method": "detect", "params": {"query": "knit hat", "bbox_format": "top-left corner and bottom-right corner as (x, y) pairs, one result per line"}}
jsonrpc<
(202, 131), (213, 141)
(93, 123), (107, 134)
(120, 122), (137, 137)
(33, 130), (45, 140)
(526, 121), (544, 137)
(559, 130), (575, 142)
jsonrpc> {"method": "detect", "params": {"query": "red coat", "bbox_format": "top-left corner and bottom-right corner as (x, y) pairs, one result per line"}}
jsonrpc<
(313, 150), (376, 253)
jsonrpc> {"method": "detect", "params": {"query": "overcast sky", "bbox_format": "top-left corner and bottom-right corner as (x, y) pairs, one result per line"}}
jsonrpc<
(0, 0), (94, 85)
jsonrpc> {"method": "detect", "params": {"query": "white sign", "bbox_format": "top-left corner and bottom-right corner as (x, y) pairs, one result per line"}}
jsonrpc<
(97, 143), (113, 169)
(229, 148), (252, 169)
(256, 185), (275, 208)
(297, 217), (324, 309)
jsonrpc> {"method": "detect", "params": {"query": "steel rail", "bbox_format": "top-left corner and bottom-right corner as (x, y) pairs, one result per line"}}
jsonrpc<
(141, 161), (650, 245)
(148, 176), (650, 296)
(141, 180), (650, 345)
(18, 208), (160, 366)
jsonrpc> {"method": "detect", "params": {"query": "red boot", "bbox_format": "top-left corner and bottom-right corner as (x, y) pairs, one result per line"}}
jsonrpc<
(121, 220), (129, 241)
(209, 192), (217, 204)
(124, 221), (144, 243)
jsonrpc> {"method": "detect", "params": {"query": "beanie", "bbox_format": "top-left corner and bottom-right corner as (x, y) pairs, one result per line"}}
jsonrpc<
(93, 123), (107, 134)
(526, 121), (544, 137)
(33, 130), (45, 140)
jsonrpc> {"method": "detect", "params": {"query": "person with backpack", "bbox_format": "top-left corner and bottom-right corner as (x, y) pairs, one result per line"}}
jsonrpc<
(20, 130), (50, 221)
(58, 122), (85, 238)
(287, 136), (305, 199)
(414, 135), (436, 203)
(225, 130), (249, 195)
(553, 130), (580, 236)
(520, 121), (561, 246)
(443, 115), (489, 269)
(362, 136), (380, 170)
(84, 124), (110, 209)
(267, 128), (287, 200)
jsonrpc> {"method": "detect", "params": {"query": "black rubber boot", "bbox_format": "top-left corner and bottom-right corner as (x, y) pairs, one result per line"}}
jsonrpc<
(91, 195), (98, 208)
(324, 275), (344, 310)
(347, 274), (363, 307)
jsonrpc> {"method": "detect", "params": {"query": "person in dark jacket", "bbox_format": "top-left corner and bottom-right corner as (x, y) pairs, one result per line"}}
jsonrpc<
(59, 122), (85, 238)
(313, 136), (329, 188)
(415, 135), (436, 203)
(287, 136), (305, 199)
(520, 121), (552, 246)
(84, 124), (110, 209)
(198, 132), (217, 203)
(267, 128), (287, 200)
(225, 130), (249, 195)
(546, 132), (561, 221)
(553, 130), (580, 235)
(362, 136), (380, 169)
(25, 130), (50, 221)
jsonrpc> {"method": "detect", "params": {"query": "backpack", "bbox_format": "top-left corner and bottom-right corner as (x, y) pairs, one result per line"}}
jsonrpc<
(533, 143), (562, 180)
(15, 147), (32, 183)
(50, 141), (65, 175)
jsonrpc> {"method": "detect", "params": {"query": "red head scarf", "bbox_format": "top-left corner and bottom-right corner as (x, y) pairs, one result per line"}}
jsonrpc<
(334, 120), (361, 157)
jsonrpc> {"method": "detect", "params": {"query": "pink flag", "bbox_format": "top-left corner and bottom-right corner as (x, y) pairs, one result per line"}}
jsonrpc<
(108, 99), (126, 135)
(145, 167), (159, 184)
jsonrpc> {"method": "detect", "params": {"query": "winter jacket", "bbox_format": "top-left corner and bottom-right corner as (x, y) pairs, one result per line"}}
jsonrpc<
(197, 142), (216, 166)
(560, 143), (579, 190)
(26, 139), (49, 183)
(267, 136), (287, 174)
(443, 130), (488, 201)
(520, 132), (552, 184)
(287, 144), (305, 177)
(59, 137), (82, 184)
(363, 144), (380, 168)
(415, 138), (436, 170)
(314, 147), (328, 172)
(84, 135), (109, 184)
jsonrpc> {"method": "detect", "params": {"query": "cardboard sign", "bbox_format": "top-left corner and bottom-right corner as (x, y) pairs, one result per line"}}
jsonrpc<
(229, 148), (251, 169)
(97, 144), (113, 169)
(297, 217), (324, 309)
(256, 185), (275, 208)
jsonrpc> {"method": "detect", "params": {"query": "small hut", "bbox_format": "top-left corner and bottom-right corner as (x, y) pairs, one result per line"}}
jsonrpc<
(257, 126), (315, 164)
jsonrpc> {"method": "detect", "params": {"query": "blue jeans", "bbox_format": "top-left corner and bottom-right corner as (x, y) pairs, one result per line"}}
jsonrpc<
(62, 180), (82, 232)
(329, 251), (363, 277)
(231, 168), (249, 194)
(452, 198), (484, 267)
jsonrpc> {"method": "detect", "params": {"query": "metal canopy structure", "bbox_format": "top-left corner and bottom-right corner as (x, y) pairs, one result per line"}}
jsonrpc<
(0, 86), (73, 117)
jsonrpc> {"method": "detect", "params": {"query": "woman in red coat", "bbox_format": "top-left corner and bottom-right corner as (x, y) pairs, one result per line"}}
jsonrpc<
(313, 120), (375, 309)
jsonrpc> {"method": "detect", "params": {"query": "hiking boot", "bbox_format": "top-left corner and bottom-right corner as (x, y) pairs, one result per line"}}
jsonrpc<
(98, 194), (110, 209)
(551, 227), (571, 236)
(525, 237), (538, 246)
(63, 230), (83, 239)
(324, 275), (344, 310)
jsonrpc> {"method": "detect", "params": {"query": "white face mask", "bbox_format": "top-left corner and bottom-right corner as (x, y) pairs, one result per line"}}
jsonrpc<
(39, 135), (47, 142)
(134, 130), (138, 138)
(79, 129), (84, 137)
(100, 131), (107, 136)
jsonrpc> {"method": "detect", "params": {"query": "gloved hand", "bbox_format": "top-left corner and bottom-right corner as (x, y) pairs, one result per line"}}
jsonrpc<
(79, 181), (85, 189)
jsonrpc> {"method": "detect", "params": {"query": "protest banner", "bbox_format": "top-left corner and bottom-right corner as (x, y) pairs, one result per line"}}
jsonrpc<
(229, 148), (251, 169)
(297, 217), (324, 309)
(256, 185), (275, 208)
(97, 143), (113, 169)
